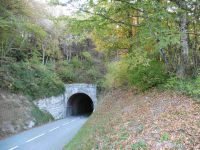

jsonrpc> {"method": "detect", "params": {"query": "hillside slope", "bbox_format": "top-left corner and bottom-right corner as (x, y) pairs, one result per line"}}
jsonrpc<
(65, 88), (200, 150)
(0, 90), (53, 139)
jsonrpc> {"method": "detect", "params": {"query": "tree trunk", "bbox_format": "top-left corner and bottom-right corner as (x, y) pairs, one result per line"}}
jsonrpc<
(177, 12), (189, 77)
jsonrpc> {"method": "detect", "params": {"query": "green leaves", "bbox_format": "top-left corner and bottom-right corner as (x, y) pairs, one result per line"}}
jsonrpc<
(165, 76), (200, 100)
(4, 62), (65, 100)
(0, 17), (10, 29)
(131, 140), (147, 150)
(128, 60), (168, 91)
(49, 0), (60, 5)
(160, 132), (170, 141)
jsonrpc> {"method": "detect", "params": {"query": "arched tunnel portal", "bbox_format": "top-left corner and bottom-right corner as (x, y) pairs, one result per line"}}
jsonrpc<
(67, 93), (94, 116)
(34, 84), (97, 119)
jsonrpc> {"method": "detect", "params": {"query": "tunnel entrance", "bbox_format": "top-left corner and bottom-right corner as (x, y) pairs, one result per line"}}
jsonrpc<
(67, 93), (94, 116)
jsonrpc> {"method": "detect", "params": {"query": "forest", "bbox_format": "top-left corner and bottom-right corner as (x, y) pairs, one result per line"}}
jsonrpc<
(0, 0), (103, 100)
(0, 0), (200, 149)
(1, 0), (200, 99)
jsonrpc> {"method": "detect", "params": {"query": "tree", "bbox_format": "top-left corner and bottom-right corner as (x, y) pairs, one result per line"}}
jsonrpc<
(60, 0), (199, 77)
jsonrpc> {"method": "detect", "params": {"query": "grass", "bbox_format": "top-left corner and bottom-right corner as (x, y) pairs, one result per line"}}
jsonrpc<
(31, 106), (54, 125)
(65, 115), (110, 150)
(131, 140), (147, 150)
(63, 88), (200, 150)
(2, 62), (65, 100)
(65, 121), (95, 150)
(160, 132), (170, 141)
(64, 93), (115, 150)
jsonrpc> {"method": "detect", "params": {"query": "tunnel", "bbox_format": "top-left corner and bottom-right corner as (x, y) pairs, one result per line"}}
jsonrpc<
(67, 93), (94, 116)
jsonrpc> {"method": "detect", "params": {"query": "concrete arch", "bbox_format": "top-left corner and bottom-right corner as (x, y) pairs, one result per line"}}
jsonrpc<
(34, 84), (97, 119)
(65, 84), (97, 117)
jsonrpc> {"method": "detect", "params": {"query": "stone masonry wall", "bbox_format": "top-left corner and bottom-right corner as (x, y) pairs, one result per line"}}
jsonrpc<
(34, 94), (65, 119)
(34, 84), (97, 120)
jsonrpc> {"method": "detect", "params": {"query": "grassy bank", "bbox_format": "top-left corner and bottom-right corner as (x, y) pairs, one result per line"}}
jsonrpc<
(31, 105), (54, 125)
(64, 88), (200, 150)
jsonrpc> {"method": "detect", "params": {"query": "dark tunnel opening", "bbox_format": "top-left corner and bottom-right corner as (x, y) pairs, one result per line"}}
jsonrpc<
(67, 93), (94, 116)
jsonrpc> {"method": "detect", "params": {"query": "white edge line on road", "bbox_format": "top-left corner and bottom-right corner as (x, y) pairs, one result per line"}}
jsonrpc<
(49, 126), (60, 132)
(25, 133), (45, 143)
(8, 145), (18, 150)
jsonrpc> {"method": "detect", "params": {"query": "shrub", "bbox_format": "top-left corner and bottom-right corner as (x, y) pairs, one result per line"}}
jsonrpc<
(82, 51), (92, 61)
(4, 61), (65, 100)
(86, 67), (101, 82)
(55, 59), (101, 84)
(165, 76), (200, 100)
(104, 61), (129, 88)
(71, 57), (82, 68)
(56, 61), (75, 83)
(128, 61), (168, 91)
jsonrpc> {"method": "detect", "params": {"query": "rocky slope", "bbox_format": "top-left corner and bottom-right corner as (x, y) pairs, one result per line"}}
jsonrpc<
(0, 90), (35, 139)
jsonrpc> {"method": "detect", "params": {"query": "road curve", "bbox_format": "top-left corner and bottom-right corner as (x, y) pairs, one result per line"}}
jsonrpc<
(0, 116), (88, 150)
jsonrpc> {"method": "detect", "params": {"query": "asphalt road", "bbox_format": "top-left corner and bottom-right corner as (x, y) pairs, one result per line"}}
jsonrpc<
(0, 116), (88, 150)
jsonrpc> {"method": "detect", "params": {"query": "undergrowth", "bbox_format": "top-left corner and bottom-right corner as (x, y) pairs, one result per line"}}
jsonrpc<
(1, 57), (102, 100)
(165, 76), (200, 102)
(128, 60), (168, 91)
(31, 105), (54, 125)
(104, 59), (168, 91)
(2, 61), (65, 100)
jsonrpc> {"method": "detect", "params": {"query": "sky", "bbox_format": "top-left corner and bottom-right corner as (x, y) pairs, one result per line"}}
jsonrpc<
(33, 0), (85, 17)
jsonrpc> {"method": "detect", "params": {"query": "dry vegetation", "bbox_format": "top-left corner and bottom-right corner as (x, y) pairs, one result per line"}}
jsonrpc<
(0, 89), (53, 139)
(65, 88), (200, 150)
(0, 90), (34, 139)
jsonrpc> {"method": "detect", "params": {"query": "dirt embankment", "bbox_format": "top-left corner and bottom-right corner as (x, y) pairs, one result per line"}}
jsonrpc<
(66, 88), (200, 150)
(0, 90), (35, 139)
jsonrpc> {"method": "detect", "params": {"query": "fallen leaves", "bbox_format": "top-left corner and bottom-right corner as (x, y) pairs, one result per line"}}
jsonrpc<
(75, 88), (200, 150)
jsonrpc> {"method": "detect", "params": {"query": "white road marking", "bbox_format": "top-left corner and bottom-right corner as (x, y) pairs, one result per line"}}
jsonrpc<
(25, 133), (45, 143)
(8, 145), (18, 150)
(62, 122), (70, 126)
(49, 126), (60, 132)
(5, 118), (83, 150)
(62, 118), (78, 126)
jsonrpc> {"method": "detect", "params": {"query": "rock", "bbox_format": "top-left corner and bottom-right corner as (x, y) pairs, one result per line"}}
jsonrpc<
(0, 90), (35, 139)
(27, 121), (35, 128)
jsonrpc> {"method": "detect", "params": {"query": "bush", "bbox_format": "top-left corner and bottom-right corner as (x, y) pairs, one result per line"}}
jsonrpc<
(128, 61), (168, 91)
(82, 51), (92, 61)
(85, 67), (101, 82)
(104, 61), (129, 88)
(3, 62), (65, 100)
(71, 57), (82, 68)
(55, 59), (101, 84)
(56, 61), (75, 83)
(165, 76), (200, 100)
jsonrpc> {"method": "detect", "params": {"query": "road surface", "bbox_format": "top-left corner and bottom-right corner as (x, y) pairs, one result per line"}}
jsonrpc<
(0, 116), (88, 150)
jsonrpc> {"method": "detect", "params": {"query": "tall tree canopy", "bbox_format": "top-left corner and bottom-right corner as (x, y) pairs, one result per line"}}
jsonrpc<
(61, 0), (200, 77)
